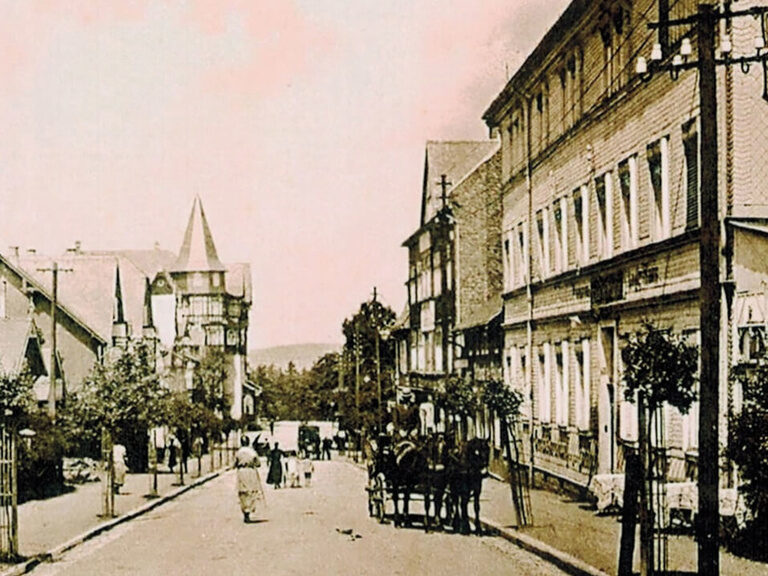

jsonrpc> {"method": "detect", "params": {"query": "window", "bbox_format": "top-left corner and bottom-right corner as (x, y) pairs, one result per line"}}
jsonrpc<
(574, 339), (591, 431)
(519, 347), (530, 418)
(517, 224), (527, 284)
(189, 296), (206, 316)
(503, 234), (513, 290)
(553, 198), (568, 273)
(618, 156), (639, 249)
(433, 252), (442, 296)
(683, 120), (699, 229)
(553, 203), (562, 273)
(212, 274), (220, 288)
(595, 172), (613, 258)
(206, 325), (224, 346)
(555, 342), (569, 427)
(648, 137), (671, 241)
(226, 329), (240, 347)
(573, 186), (589, 265)
(536, 209), (550, 277)
(209, 297), (223, 317)
(538, 343), (551, 423)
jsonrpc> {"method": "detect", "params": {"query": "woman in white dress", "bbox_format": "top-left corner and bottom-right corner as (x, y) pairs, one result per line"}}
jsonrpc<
(235, 436), (267, 523)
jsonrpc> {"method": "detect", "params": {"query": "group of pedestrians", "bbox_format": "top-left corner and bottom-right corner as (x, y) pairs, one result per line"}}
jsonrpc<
(234, 438), (320, 524)
(265, 443), (314, 489)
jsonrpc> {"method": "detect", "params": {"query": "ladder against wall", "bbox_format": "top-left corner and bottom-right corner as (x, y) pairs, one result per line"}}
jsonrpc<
(503, 419), (532, 527)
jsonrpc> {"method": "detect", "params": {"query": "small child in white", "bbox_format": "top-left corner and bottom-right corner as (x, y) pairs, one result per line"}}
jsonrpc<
(301, 456), (315, 487)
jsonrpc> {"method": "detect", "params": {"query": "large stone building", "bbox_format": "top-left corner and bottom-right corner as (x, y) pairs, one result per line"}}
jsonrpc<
(483, 0), (768, 489)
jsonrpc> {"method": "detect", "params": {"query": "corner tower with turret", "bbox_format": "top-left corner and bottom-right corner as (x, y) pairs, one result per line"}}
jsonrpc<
(170, 196), (252, 419)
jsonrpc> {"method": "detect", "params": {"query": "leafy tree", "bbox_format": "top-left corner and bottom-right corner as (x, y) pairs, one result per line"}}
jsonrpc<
(62, 341), (168, 471)
(621, 321), (698, 413)
(339, 299), (396, 434)
(727, 359), (768, 559)
(481, 378), (524, 421)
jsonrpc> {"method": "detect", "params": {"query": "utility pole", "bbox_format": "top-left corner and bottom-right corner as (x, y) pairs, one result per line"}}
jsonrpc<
(36, 262), (72, 421)
(373, 287), (382, 434)
(354, 318), (361, 460)
(696, 5), (719, 574)
(436, 174), (453, 377)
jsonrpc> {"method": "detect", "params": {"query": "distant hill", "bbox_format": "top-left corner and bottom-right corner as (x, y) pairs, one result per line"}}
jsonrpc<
(248, 343), (340, 371)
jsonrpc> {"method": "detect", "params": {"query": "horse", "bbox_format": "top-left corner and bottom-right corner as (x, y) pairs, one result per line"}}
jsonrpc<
(422, 433), (450, 531)
(386, 438), (429, 528)
(447, 437), (490, 535)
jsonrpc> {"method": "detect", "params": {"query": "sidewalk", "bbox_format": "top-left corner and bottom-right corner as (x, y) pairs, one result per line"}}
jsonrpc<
(0, 452), (231, 575)
(480, 476), (767, 576)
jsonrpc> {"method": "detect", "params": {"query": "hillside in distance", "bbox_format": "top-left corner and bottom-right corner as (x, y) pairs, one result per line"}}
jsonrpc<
(248, 343), (340, 371)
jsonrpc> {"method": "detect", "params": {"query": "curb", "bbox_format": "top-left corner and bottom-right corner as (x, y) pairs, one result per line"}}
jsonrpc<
(1, 467), (230, 576)
(477, 516), (610, 576)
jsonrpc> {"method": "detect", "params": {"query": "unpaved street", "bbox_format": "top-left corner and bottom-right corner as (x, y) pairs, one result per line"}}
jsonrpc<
(28, 460), (569, 575)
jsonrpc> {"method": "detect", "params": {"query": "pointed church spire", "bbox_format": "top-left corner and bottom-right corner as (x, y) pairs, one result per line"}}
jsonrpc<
(171, 195), (226, 273)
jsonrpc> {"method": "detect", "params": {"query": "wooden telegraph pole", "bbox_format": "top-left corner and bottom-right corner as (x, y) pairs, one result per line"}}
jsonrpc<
(696, 5), (719, 573)
(36, 261), (72, 421)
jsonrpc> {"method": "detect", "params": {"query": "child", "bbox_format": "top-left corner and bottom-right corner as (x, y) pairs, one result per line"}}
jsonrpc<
(301, 456), (314, 487)
(286, 451), (300, 488)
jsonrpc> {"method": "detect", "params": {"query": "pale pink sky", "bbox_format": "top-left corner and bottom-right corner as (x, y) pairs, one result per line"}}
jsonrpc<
(0, 0), (568, 349)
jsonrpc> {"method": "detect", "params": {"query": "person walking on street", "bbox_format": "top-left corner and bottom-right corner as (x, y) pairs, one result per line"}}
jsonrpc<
(235, 436), (266, 523)
(266, 443), (283, 489)
(322, 437), (332, 460)
(168, 438), (178, 473)
(112, 443), (127, 494)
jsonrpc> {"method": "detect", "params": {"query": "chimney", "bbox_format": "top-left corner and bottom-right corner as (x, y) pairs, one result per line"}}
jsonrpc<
(7, 246), (19, 263)
(74, 240), (82, 254)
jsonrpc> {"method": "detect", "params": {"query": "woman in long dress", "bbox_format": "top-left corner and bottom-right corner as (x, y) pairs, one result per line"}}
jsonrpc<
(266, 443), (284, 488)
(235, 436), (266, 523)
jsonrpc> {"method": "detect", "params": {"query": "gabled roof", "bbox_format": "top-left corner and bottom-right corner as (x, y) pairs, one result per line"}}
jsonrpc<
(172, 196), (226, 273)
(0, 253), (106, 346)
(0, 319), (39, 375)
(17, 253), (121, 342)
(421, 141), (499, 225)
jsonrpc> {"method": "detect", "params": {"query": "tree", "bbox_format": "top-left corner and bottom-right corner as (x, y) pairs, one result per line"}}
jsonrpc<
(340, 298), (396, 434)
(62, 341), (168, 471)
(727, 358), (768, 560)
(620, 321), (698, 575)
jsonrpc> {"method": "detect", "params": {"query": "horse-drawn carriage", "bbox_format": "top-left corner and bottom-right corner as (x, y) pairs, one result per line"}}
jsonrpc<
(364, 432), (490, 534)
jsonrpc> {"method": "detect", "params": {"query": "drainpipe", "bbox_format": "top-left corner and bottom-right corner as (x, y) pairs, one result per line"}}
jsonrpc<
(524, 94), (535, 487)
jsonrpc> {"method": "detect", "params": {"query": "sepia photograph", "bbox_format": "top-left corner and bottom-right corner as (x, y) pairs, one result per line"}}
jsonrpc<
(0, 1), (765, 575)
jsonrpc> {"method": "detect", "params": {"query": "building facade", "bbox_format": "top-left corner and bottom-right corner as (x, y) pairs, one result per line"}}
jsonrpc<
(396, 140), (504, 439)
(484, 0), (768, 488)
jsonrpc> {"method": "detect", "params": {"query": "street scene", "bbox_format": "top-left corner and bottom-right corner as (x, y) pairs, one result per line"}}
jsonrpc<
(22, 460), (569, 576)
(1, 1), (768, 576)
